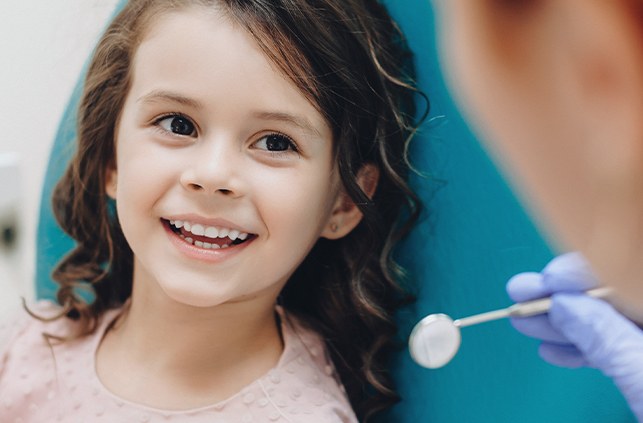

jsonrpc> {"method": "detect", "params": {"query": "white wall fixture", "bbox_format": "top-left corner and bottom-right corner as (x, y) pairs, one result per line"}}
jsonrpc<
(0, 152), (20, 250)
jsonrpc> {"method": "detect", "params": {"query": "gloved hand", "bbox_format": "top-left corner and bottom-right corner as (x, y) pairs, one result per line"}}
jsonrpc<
(507, 252), (643, 420)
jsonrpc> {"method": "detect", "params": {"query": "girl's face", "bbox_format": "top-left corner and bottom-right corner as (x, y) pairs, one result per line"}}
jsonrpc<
(107, 8), (344, 308)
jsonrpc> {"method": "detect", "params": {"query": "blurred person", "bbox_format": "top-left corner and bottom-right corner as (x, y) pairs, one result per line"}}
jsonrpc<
(433, 1), (643, 420)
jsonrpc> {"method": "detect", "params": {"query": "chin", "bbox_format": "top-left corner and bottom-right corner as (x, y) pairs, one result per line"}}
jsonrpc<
(155, 274), (233, 308)
(164, 289), (234, 308)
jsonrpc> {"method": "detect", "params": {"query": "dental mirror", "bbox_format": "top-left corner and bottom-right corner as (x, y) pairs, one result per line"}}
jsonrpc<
(409, 287), (612, 369)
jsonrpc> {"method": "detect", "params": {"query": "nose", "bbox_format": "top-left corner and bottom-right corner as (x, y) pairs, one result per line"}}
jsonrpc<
(180, 138), (242, 197)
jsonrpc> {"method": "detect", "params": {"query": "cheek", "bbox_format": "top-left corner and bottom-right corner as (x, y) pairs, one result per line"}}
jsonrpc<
(253, 164), (337, 234)
(113, 144), (179, 233)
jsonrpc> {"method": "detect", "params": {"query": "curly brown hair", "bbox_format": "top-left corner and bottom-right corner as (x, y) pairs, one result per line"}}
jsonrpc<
(50, 0), (425, 420)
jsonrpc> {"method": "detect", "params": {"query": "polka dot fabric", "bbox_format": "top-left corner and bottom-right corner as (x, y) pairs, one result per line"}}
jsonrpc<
(0, 302), (357, 422)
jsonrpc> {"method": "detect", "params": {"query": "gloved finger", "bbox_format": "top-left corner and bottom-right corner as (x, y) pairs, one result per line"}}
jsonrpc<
(507, 272), (547, 302)
(549, 294), (643, 370)
(541, 252), (599, 293)
(506, 253), (598, 303)
(510, 315), (571, 344)
(539, 342), (588, 368)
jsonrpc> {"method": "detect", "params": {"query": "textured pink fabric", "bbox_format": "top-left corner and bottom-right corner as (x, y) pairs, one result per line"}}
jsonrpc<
(0, 301), (357, 423)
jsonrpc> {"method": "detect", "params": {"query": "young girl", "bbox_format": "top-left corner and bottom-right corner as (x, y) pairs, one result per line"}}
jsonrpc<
(0, 0), (422, 421)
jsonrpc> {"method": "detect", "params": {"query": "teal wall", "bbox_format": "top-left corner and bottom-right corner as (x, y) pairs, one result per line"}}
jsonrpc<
(36, 1), (633, 421)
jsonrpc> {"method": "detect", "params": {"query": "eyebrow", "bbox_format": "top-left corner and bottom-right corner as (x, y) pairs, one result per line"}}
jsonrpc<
(253, 111), (322, 138)
(137, 90), (204, 109)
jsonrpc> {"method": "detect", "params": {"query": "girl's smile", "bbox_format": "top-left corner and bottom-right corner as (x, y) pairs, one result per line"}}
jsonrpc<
(161, 216), (257, 263)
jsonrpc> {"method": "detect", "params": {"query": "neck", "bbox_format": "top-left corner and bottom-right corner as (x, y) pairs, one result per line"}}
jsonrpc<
(121, 290), (281, 368)
(96, 274), (284, 408)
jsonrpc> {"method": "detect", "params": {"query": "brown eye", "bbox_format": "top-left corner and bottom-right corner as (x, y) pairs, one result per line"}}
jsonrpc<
(254, 133), (298, 153)
(157, 115), (196, 137)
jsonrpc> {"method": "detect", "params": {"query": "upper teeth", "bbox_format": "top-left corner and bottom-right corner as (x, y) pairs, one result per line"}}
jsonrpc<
(170, 220), (249, 241)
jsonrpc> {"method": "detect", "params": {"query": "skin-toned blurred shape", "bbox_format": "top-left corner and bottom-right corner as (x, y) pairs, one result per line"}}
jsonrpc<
(433, 0), (643, 305)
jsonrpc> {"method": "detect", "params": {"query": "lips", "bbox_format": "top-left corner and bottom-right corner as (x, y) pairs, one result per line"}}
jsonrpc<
(162, 218), (255, 250)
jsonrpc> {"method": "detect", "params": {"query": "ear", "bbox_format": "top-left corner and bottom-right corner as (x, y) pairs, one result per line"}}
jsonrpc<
(554, 2), (643, 182)
(321, 164), (379, 240)
(440, 0), (643, 233)
(105, 165), (117, 199)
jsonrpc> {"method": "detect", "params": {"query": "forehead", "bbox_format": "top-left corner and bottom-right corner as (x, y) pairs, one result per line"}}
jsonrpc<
(133, 7), (271, 89)
(128, 7), (329, 134)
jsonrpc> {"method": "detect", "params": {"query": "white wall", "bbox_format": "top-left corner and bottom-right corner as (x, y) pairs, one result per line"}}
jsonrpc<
(0, 0), (120, 310)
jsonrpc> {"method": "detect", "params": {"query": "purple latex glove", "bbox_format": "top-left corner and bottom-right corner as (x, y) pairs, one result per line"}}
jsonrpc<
(507, 252), (643, 420)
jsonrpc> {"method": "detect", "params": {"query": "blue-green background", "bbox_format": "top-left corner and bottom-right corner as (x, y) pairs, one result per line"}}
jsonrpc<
(36, 1), (634, 421)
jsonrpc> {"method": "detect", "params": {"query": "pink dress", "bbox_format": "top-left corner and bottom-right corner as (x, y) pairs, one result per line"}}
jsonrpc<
(0, 301), (358, 423)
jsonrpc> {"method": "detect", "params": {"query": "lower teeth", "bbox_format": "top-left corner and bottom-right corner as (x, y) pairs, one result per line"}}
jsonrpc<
(179, 234), (229, 249)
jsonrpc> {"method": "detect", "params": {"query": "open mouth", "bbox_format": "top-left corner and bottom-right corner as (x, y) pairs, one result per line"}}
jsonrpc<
(162, 219), (255, 250)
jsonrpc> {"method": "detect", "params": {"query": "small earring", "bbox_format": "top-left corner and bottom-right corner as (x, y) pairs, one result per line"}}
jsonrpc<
(330, 222), (338, 232)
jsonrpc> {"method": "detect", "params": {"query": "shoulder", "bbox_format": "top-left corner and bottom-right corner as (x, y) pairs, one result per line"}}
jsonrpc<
(0, 300), (66, 390)
(0, 300), (82, 368)
(259, 308), (358, 423)
(0, 300), (62, 347)
(0, 300), (100, 419)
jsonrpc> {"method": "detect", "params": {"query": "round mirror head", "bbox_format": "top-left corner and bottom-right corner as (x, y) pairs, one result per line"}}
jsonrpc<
(409, 313), (461, 369)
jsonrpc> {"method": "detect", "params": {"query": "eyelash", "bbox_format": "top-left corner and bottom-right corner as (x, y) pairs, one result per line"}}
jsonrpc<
(151, 113), (300, 157)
